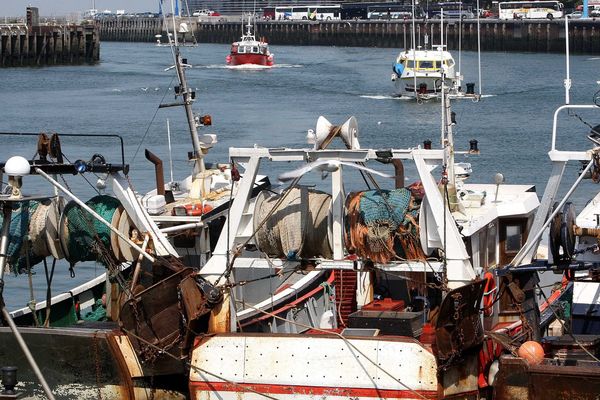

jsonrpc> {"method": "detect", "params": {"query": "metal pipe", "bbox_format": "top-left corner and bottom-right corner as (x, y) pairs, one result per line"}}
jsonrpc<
(392, 159), (405, 189)
(128, 234), (151, 299)
(160, 221), (204, 233)
(0, 204), (12, 282)
(34, 168), (155, 263)
(145, 149), (166, 196)
(551, 105), (597, 152)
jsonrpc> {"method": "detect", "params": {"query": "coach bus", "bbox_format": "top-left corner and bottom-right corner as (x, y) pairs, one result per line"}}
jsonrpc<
(498, 1), (564, 19)
(428, 2), (475, 19)
(275, 5), (342, 20)
(340, 2), (424, 19)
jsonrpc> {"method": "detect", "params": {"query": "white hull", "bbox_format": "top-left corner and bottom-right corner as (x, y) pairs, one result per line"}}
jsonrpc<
(394, 75), (457, 98)
(189, 335), (468, 400)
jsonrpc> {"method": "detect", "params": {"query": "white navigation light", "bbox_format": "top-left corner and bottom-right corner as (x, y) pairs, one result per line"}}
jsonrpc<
(4, 156), (30, 199)
(5, 156), (30, 176)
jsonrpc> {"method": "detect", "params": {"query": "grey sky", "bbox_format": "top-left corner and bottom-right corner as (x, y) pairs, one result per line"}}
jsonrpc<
(1, 1), (159, 16)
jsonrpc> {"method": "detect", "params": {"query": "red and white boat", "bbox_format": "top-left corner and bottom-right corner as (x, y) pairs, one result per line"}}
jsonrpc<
(226, 17), (273, 67)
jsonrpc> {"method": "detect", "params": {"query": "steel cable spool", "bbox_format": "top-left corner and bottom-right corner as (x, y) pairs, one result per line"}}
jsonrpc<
(254, 187), (332, 259)
(28, 199), (52, 259)
(549, 201), (577, 265)
(59, 195), (122, 264)
(560, 202), (577, 260)
(44, 196), (66, 260)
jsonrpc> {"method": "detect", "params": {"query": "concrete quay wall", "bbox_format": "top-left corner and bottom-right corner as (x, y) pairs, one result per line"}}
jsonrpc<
(198, 19), (600, 54)
(98, 17), (162, 42)
(0, 23), (99, 67)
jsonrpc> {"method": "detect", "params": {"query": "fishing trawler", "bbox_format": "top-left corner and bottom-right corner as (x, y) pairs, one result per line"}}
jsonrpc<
(226, 15), (273, 67)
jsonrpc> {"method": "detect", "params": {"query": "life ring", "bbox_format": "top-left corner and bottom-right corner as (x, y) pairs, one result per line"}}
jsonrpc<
(482, 271), (497, 317)
(478, 337), (503, 388)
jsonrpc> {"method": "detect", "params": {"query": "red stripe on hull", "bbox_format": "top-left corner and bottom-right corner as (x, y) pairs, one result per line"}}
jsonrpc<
(189, 381), (439, 399)
(228, 54), (271, 66)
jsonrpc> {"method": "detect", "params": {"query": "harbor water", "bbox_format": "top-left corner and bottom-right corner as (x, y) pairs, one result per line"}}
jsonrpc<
(0, 42), (599, 310)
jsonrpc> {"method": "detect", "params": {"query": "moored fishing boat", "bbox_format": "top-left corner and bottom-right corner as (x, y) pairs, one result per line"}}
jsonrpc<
(184, 95), (562, 398)
(226, 15), (273, 67)
(391, 46), (462, 100)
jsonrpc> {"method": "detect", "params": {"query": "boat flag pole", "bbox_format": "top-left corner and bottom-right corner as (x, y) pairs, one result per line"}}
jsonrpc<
(458, 2), (462, 78)
(477, 0), (482, 96)
(564, 15), (571, 105)
(171, 0), (178, 47)
(167, 119), (175, 184)
(411, 0), (417, 99)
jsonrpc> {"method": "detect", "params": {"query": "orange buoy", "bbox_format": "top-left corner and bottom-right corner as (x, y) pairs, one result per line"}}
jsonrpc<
(517, 341), (545, 365)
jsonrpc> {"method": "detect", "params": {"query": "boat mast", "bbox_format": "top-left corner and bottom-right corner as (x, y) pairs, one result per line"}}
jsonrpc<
(441, 10), (455, 188)
(411, 0), (417, 97)
(165, 0), (206, 198)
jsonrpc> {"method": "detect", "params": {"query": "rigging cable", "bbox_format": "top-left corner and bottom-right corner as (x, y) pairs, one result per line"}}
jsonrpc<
(132, 75), (177, 163)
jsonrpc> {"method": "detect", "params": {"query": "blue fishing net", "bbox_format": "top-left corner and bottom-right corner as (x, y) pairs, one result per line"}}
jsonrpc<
(359, 188), (412, 230)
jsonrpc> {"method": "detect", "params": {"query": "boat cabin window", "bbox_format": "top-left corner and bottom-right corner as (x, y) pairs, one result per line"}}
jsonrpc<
(418, 61), (437, 69)
(478, 229), (488, 269)
(238, 46), (246, 53)
(405, 60), (416, 68)
(446, 59), (455, 67)
(252, 46), (259, 53)
(471, 223), (498, 270)
(505, 225), (522, 253)
(499, 218), (528, 264)
(487, 222), (497, 268)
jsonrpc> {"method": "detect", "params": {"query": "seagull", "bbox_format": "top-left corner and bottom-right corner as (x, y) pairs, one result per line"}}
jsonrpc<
(154, 87), (160, 91)
(278, 160), (394, 182)
(141, 87), (148, 91)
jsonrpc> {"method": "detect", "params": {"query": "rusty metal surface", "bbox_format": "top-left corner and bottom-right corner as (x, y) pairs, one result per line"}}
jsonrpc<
(119, 267), (193, 373)
(440, 350), (480, 397)
(0, 326), (129, 399)
(435, 280), (486, 362)
(495, 355), (600, 400)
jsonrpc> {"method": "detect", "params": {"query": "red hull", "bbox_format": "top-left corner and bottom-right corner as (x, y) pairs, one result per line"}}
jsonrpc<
(227, 53), (272, 66)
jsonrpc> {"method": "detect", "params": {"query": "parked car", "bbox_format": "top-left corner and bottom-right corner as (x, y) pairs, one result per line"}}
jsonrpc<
(479, 9), (493, 18)
(567, 11), (582, 18)
(193, 9), (220, 17)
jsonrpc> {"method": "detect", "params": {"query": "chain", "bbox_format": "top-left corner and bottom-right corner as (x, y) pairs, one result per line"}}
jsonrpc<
(438, 292), (465, 372)
(516, 302), (534, 341)
(93, 332), (103, 400)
